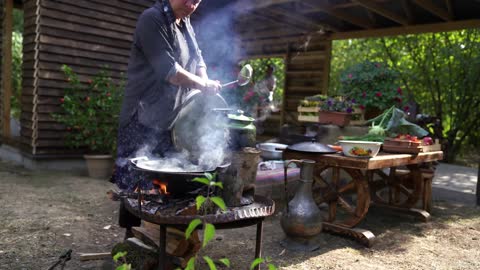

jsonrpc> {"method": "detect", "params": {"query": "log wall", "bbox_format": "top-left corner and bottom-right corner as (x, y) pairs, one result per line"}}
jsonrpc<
(20, 0), (153, 155)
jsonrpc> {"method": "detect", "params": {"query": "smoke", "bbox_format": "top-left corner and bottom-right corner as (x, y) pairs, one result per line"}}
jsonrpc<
(134, 93), (231, 172)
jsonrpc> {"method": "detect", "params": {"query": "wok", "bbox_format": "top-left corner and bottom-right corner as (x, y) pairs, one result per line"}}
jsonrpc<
(129, 157), (230, 196)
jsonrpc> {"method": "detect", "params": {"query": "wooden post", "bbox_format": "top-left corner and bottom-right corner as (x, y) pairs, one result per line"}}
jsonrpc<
(476, 160), (479, 206)
(321, 39), (332, 95)
(280, 43), (290, 126)
(1, 0), (13, 138)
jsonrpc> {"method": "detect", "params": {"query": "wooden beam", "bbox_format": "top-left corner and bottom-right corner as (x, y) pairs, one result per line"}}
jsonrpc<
(269, 6), (326, 31)
(250, 11), (310, 33)
(236, 0), (296, 12)
(412, 0), (452, 21)
(329, 19), (480, 40)
(445, 0), (455, 20)
(401, 0), (415, 24)
(331, 0), (390, 10)
(302, 1), (374, 29)
(353, 0), (410, 26)
(240, 28), (304, 41)
(365, 9), (378, 25)
(2, 0), (13, 138)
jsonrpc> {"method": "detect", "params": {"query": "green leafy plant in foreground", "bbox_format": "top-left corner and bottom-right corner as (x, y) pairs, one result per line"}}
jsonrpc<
(113, 251), (131, 270)
(180, 173), (277, 270)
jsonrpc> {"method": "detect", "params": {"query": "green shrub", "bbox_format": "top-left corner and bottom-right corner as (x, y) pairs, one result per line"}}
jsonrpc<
(52, 65), (124, 154)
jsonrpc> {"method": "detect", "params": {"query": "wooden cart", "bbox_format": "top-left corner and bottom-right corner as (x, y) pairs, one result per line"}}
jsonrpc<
(283, 150), (444, 247)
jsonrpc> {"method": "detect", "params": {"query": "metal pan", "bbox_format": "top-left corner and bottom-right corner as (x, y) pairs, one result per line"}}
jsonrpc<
(128, 157), (230, 196)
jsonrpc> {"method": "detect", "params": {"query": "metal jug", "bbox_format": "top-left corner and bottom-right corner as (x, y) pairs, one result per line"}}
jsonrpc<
(280, 159), (323, 251)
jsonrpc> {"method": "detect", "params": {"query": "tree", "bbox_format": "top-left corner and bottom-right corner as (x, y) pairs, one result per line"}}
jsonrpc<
(331, 30), (480, 163)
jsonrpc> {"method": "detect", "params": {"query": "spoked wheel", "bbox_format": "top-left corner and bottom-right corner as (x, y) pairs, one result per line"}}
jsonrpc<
(368, 165), (423, 208)
(312, 165), (370, 228)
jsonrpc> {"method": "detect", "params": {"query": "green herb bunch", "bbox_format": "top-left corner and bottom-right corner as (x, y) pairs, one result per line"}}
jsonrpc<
(339, 61), (404, 111)
(52, 65), (124, 154)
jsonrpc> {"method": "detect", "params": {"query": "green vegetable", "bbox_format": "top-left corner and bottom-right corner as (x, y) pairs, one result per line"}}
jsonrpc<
(366, 106), (429, 137)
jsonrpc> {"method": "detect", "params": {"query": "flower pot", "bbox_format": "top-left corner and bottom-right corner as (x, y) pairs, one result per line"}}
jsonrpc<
(84, 154), (114, 179)
(318, 111), (351, 127)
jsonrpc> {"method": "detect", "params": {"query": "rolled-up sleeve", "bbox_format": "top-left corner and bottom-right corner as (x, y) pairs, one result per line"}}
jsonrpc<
(136, 11), (177, 81)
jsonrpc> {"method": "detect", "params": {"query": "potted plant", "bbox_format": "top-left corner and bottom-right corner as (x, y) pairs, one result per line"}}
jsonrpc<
(318, 96), (355, 127)
(52, 65), (124, 179)
(339, 61), (404, 119)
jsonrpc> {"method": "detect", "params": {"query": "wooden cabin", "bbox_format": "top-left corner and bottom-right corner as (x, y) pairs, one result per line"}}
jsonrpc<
(0, 0), (479, 169)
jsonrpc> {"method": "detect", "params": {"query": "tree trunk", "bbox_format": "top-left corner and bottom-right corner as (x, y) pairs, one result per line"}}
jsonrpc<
(219, 147), (261, 207)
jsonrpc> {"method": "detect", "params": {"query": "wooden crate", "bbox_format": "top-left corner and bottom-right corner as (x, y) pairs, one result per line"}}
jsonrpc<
(297, 106), (320, 113)
(349, 107), (366, 126)
(383, 138), (441, 154)
(298, 115), (319, 123)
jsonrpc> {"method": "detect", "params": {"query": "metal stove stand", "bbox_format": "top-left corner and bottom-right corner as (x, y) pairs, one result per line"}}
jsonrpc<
(124, 195), (275, 270)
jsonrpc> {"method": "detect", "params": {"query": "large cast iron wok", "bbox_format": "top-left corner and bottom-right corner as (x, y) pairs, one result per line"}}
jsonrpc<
(129, 157), (230, 196)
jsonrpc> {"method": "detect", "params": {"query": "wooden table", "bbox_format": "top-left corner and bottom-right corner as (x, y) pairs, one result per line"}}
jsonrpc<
(283, 150), (444, 247)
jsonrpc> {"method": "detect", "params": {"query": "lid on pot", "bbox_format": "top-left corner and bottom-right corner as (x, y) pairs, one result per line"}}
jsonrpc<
(287, 139), (337, 154)
(223, 110), (255, 131)
(227, 110), (254, 122)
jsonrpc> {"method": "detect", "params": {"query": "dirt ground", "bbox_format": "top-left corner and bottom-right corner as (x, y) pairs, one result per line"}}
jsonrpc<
(0, 160), (479, 270)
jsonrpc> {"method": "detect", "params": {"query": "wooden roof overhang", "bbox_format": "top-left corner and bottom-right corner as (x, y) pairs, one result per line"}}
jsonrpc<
(233, 0), (480, 57)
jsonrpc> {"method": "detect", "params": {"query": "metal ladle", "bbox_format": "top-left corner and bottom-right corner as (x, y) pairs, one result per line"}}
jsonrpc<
(222, 64), (253, 87)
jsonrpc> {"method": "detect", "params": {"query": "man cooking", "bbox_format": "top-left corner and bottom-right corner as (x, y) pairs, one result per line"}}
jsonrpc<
(113, 0), (220, 265)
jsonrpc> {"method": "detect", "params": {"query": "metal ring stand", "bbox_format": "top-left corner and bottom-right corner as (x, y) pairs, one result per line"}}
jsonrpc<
(123, 195), (275, 270)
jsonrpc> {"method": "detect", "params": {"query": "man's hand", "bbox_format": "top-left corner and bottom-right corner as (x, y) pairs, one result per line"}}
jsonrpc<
(202, 79), (222, 95)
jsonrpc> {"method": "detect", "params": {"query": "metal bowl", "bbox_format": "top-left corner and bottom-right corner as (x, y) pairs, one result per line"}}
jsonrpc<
(257, 143), (288, 160)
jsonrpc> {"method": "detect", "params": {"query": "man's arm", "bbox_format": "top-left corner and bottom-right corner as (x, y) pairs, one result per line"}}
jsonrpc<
(167, 64), (220, 95)
(196, 66), (208, 80)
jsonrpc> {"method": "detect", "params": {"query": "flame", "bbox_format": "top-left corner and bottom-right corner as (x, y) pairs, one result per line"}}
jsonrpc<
(153, 179), (169, 195)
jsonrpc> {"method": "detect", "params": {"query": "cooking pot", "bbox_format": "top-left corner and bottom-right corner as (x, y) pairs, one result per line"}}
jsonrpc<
(257, 142), (288, 160)
(224, 110), (256, 150)
(129, 157), (230, 196)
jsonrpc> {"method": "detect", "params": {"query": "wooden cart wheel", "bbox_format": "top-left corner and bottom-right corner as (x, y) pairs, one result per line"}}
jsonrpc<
(368, 165), (423, 208)
(312, 165), (370, 228)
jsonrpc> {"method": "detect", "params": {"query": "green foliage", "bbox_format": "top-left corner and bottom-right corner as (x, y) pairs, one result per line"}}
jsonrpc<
(202, 224), (215, 248)
(331, 30), (480, 162)
(113, 251), (131, 270)
(195, 196), (206, 210)
(209, 196), (226, 211)
(241, 58), (285, 104)
(185, 258), (195, 270)
(339, 60), (404, 111)
(250, 257), (277, 270)
(52, 65), (124, 154)
(203, 256), (217, 270)
(223, 58), (284, 115)
(250, 258), (264, 270)
(10, 9), (23, 120)
(185, 218), (202, 240)
(218, 258), (231, 267)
